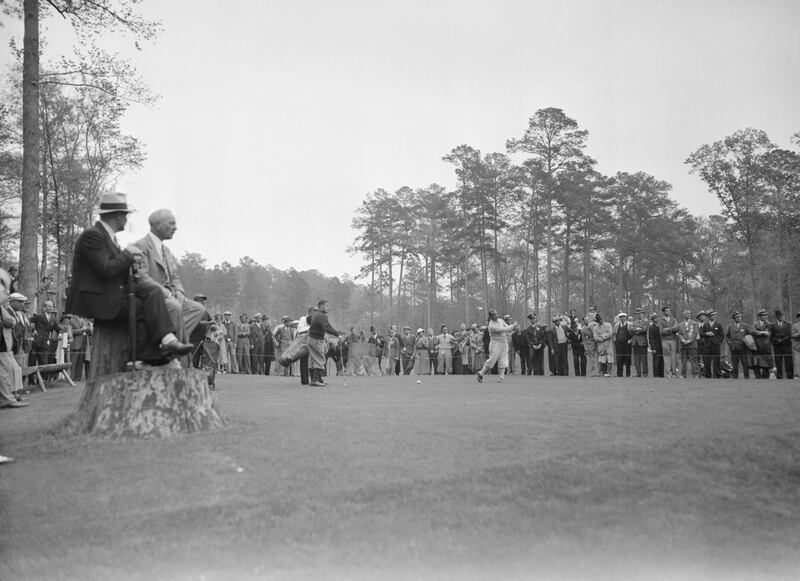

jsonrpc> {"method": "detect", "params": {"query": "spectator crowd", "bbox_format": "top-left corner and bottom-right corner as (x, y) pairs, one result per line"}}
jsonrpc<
(4, 252), (800, 406)
(186, 304), (799, 382)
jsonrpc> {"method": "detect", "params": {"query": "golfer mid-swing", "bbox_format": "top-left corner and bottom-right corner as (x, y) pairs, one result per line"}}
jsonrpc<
(307, 299), (342, 386)
(476, 309), (517, 383)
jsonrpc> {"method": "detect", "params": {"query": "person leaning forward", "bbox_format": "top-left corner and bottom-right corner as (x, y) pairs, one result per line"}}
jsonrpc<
(307, 300), (342, 386)
(65, 193), (193, 363)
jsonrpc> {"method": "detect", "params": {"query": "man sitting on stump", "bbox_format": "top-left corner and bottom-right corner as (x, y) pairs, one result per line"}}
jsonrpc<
(134, 209), (206, 343)
(65, 192), (193, 364)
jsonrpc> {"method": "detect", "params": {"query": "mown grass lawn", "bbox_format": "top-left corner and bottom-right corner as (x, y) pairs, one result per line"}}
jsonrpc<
(1, 374), (799, 580)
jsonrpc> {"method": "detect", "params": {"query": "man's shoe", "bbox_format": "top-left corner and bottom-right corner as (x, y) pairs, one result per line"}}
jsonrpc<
(2, 401), (29, 408)
(476, 372), (483, 383)
(0, 455), (14, 464)
(159, 340), (194, 357)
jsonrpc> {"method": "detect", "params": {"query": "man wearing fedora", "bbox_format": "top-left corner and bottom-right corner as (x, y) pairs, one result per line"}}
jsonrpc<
(66, 192), (193, 363)
(752, 309), (774, 379)
(630, 308), (649, 377)
(678, 309), (700, 379)
(647, 313), (664, 378)
(221, 311), (238, 373)
(725, 311), (752, 379)
(659, 306), (681, 378)
(700, 310), (724, 378)
(771, 310), (793, 379)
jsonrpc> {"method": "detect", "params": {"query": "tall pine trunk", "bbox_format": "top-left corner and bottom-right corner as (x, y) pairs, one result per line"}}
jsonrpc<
(20, 0), (40, 299)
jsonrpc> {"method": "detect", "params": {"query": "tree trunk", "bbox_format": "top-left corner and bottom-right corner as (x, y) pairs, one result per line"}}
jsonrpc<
(369, 250), (375, 329)
(747, 243), (758, 319)
(463, 209), (470, 325)
(562, 217), (571, 312)
(545, 195), (553, 323)
(20, 0), (40, 300)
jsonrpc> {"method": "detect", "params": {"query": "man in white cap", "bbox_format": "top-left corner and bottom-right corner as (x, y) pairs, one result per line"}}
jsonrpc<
(134, 209), (206, 345)
(273, 316), (293, 377)
(1, 267), (28, 408)
(613, 312), (632, 377)
(65, 192), (193, 363)
(548, 314), (570, 376)
(7, 293), (32, 371)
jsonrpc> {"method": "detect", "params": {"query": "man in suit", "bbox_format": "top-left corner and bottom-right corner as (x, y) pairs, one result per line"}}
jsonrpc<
(28, 300), (59, 370)
(678, 309), (700, 379)
(771, 310), (794, 379)
(249, 314), (265, 374)
(134, 209), (205, 343)
(701, 309), (724, 378)
(68, 314), (91, 381)
(549, 315), (570, 376)
(235, 313), (253, 374)
(524, 313), (547, 376)
(221, 311), (238, 373)
(630, 308), (649, 377)
(1, 267), (28, 408)
(613, 312), (632, 377)
(400, 326), (416, 375)
(261, 315), (275, 375)
(512, 322), (530, 375)
(647, 313), (664, 378)
(65, 192), (192, 363)
(659, 306), (681, 378)
(696, 311), (711, 377)
(273, 316), (293, 376)
(8, 293), (33, 371)
(725, 311), (751, 379)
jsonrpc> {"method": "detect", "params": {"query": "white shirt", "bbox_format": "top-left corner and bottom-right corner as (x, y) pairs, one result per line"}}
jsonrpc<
(296, 315), (310, 334)
(99, 220), (120, 248)
(148, 232), (165, 263)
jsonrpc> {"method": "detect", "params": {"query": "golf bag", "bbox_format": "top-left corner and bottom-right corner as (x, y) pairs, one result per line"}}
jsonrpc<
(197, 339), (219, 389)
(278, 334), (308, 367)
(719, 357), (733, 378)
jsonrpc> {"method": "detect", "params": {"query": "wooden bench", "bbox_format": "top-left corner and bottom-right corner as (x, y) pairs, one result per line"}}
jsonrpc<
(21, 363), (75, 392)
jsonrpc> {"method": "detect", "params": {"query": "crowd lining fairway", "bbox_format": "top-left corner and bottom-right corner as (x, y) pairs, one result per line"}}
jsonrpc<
(1, 374), (799, 580)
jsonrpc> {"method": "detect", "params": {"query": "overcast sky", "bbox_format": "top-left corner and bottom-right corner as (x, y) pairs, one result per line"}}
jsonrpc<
(2, 0), (799, 278)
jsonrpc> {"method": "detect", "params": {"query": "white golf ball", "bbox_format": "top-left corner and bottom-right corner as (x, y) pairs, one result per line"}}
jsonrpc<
(416, 380), (421, 384)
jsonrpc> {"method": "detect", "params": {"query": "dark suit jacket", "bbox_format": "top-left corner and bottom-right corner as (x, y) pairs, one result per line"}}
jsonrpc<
(30, 312), (59, 349)
(65, 222), (136, 321)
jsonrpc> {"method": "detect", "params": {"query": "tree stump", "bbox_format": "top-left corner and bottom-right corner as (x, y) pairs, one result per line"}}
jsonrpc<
(58, 367), (223, 438)
(58, 323), (223, 438)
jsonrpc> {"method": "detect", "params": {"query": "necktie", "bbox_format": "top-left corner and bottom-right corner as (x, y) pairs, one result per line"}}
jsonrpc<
(162, 246), (172, 284)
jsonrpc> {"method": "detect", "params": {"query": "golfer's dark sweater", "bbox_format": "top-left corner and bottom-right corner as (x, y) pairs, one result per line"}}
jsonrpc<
(308, 311), (339, 340)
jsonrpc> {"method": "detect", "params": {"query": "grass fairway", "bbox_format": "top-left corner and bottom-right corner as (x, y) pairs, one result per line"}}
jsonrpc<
(1, 374), (800, 580)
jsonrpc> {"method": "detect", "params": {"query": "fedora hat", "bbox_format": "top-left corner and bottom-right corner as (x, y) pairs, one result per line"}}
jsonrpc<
(97, 192), (133, 214)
